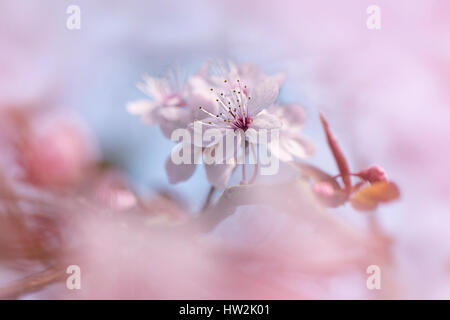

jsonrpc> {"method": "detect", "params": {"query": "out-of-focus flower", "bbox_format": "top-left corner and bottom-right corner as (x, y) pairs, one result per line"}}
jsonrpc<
(127, 68), (215, 138)
(0, 107), (99, 188)
(20, 111), (99, 187)
(89, 169), (138, 212)
(313, 181), (335, 198)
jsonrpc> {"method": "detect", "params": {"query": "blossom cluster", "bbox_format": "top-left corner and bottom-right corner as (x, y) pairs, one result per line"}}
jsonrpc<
(127, 62), (315, 189)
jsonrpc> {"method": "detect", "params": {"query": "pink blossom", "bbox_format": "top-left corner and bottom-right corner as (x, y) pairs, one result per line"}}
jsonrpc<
(127, 68), (216, 138)
(164, 63), (315, 189)
(20, 112), (98, 187)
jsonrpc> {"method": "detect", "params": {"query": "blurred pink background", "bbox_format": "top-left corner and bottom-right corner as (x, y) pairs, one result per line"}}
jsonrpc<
(1, 0), (450, 299)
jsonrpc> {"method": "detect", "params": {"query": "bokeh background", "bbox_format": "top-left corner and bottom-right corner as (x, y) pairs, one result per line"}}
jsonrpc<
(1, 0), (450, 298)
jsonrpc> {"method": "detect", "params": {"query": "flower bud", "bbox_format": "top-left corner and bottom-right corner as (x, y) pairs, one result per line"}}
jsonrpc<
(356, 165), (387, 184)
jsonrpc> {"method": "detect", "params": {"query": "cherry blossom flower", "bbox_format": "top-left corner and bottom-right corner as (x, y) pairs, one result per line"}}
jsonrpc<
(168, 72), (281, 188)
(127, 69), (215, 138)
(165, 63), (316, 189)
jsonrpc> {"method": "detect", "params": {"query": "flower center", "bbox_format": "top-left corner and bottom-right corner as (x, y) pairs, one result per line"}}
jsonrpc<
(196, 79), (253, 131)
(234, 116), (252, 131)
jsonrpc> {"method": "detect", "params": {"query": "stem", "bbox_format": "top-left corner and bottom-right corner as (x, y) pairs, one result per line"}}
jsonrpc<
(200, 186), (215, 212)
(249, 144), (258, 184)
(240, 141), (248, 184)
(241, 164), (247, 184)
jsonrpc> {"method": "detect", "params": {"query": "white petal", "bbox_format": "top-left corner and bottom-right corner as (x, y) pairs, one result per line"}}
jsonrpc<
(236, 63), (265, 81)
(158, 106), (190, 122)
(165, 157), (196, 184)
(273, 104), (307, 128)
(270, 134), (316, 162)
(158, 106), (192, 138)
(188, 118), (228, 148)
(137, 75), (170, 100)
(250, 113), (282, 130)
(247, 78), (279, 116)
(165, 143), (201, 184)
(271, 72), (287, 87)
(127, 100), (159, 124)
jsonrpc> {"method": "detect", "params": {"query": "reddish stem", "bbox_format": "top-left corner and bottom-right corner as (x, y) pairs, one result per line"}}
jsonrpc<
(319, 113), (352, 196)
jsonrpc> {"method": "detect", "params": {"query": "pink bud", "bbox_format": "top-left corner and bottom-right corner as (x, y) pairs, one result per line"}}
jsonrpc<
(313, 181), (347, 208)
(21, 112), (98, 187)
(92, 171), (137, 211)
(313, 181), (335, 197)
(356, 165), (388, 184)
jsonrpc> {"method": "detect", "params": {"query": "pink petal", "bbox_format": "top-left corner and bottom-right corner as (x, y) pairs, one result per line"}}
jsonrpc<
(126, 100), (159, 124)
(250, 113), (282, 130)
(271, 134), (315, 161)
(158, 106), (192, 138)
(247, 78), (279, 116)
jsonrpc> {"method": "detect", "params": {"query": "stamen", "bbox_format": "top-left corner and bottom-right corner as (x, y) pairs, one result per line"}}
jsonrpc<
(205, 79), (253, 130)
(194, 120), (217, 127)
(198, 106), (218, 118)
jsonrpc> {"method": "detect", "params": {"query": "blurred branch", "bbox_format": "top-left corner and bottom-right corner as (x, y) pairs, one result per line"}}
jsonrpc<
(200, 186), (215, 212)
(190, 180), (320, 233)
(0, 266), (66, 299)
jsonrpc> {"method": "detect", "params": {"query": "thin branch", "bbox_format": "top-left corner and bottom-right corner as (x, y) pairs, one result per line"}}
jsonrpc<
(200, 185), (216, 212)
(0, 266), (66, 299)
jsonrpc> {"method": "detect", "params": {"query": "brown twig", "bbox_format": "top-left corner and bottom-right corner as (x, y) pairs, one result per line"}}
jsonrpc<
(0, 266), (66, 299)
(200, 186), (216, 212)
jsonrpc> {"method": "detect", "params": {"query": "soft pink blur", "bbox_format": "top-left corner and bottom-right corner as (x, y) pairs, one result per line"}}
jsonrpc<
(1, 0), (450, 299)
